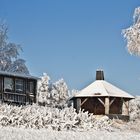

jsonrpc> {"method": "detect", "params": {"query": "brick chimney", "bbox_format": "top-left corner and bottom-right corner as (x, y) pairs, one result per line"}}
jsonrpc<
(96, 70), (104, 80)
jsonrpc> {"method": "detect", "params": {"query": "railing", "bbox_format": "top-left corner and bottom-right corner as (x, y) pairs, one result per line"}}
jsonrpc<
(3, 92), (26, 104)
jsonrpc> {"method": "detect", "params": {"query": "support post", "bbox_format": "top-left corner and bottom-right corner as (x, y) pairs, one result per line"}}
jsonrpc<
(76, 98), (81, 113)
(105, 97), (109, 115)
(122, 98), (129, 116)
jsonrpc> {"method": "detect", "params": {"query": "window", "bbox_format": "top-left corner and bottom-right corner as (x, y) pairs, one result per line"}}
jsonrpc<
(0, 77), (2, 99)
(4, 77), (14, 92)
(26, 81), (35, 103)
(15, 79), (24, 93)
(0, 77), (2, 92)
(27, 81), (34, 93)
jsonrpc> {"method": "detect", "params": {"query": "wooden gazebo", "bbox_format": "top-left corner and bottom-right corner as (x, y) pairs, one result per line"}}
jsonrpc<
(71, 70), (134, 120)
(0, 71), (38, 105)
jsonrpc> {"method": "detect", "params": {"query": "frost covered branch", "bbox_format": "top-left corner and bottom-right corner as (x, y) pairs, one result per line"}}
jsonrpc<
(0, 23), (29, 74)
(38, 73), (69, 108)
(122, 7), (140, 56)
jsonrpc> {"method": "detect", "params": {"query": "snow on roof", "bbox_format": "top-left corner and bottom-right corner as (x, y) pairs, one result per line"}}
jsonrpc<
(74, 80), (134, 99)
(0, 71), (39, 80)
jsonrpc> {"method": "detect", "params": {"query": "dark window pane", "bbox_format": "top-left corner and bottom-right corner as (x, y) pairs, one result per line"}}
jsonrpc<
(0, 77), (2, 91)
(15, 79), (24, 93)
(4, 77), (14, 92)
(0, 77), (2, 99)
(29, 81), (34, 93)
(27, 81), (34, 93)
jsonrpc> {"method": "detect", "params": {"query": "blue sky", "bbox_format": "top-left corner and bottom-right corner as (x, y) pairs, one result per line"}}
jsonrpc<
(0, 0), (140, 95)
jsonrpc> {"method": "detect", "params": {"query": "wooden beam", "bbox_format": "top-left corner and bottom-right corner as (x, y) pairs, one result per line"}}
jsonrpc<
(97, 97), (105, 107)
(105, 97), (109, 115)
(81, 98), (88, 106)
(109, 98), (116, 107)
(76, 98), (81, 113)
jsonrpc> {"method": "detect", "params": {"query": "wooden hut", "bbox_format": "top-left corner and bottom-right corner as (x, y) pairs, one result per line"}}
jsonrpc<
(0, 71), (38, 105)
(71, 70), (134, 120)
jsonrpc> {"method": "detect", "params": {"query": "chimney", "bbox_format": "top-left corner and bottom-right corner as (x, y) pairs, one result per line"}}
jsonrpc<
(96, 70), (104, 80)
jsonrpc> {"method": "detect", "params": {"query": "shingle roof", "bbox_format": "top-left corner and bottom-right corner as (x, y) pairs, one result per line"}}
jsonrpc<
(73, 80), (134, 99)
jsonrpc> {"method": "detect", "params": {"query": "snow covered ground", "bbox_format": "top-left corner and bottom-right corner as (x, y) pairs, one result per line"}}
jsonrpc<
(0, 127), (140, 140)
(0, 96), (139, 140)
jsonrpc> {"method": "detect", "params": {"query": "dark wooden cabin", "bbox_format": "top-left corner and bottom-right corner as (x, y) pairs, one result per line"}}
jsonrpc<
(71, 70), (134, 120)
(0, 71), (38, 105)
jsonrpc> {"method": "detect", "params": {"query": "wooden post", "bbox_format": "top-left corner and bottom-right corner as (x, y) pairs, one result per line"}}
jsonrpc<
(122, 98), (129, 116)
(105, 97), (109, 115)
(76, 98), (81, 113)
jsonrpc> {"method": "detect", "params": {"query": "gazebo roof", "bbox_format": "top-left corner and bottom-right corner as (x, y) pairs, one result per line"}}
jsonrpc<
(73, 80), (134, 99)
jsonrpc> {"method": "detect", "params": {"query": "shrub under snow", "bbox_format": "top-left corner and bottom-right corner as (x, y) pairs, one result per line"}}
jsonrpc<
(0, 95), (139, 132)
(0, 103), (114, 131)
(129, 96), (140, 120)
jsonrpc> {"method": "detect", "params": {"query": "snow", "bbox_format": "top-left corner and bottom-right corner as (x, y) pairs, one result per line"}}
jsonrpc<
(0, 97), (139, 131)
(74, 80), (134, 98)
(0, 127), (140, 140)
(38, 73), (69, 108)
(0, 96), (139, 139)
(129, 96), (140, 121)
(122, 7), (140, 56)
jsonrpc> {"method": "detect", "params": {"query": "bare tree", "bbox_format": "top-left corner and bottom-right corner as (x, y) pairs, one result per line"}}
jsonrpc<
(0, 23), (29, 74)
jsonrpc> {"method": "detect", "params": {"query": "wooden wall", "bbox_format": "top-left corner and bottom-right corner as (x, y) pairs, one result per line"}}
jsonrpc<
(0, 75), (37, 105)
(73, 97), (130, 116)
(80, 97), (105, 115)
(109, 97), (123, 114)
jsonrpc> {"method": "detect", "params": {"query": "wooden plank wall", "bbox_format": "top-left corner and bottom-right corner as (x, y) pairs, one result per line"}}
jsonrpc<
(0, 75), (37, 105)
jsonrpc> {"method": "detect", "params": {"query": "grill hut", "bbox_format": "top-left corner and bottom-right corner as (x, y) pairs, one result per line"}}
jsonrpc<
(71, 70), (134, 120)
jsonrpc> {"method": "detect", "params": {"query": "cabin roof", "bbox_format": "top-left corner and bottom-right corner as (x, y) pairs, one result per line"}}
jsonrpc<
(0, 71), (39, 80)
(72, 80), (134, 99)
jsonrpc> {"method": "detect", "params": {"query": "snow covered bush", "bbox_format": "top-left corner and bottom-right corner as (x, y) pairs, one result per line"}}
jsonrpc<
(122, 7), (140, 56)
(38, 73), (69, 108)
(0, 96), (139, 132)
(117, 96), (140, 132)
(0, 23), (29, 74)
(0, 104), (96, 130)
(129, 96), (140, 121)
(0, 102), (118, 131)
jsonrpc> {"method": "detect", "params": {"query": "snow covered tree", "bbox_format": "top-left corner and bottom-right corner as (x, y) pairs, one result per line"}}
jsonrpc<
(38, 73), (69, 108)
(0, 23), (29, 74)
(50, 78), (69, 108)
(38, 73), (50, 105)
(122, 7), (140, 56)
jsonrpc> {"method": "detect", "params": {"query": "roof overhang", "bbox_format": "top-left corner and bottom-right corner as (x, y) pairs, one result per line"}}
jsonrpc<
(0, 71), (39, 80)
(70, 96), (134, 100)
